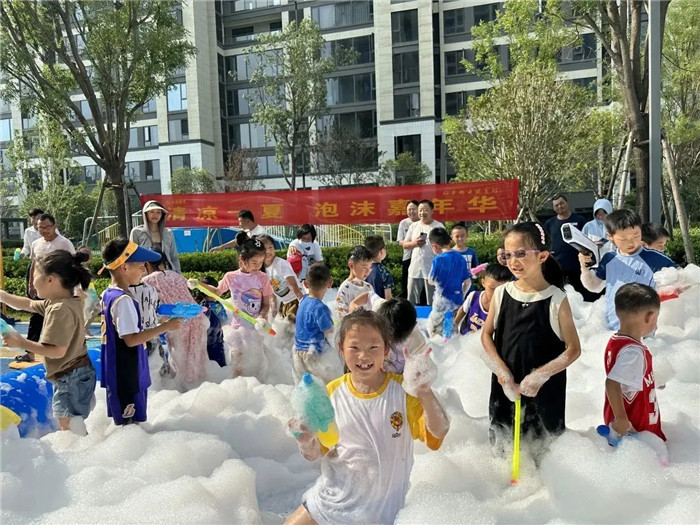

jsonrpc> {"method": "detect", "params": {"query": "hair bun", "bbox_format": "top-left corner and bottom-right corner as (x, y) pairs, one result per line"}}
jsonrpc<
(74, 249), (91, 265)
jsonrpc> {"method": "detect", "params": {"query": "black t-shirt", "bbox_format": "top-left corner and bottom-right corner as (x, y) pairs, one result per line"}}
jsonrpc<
(544, 214), (587, 270)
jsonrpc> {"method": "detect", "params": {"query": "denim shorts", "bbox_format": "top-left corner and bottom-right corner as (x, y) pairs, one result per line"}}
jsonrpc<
(51, 365), (97, 419)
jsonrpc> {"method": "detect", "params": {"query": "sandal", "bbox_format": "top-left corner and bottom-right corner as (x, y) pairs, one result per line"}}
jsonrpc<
(14, 353), (35, 363)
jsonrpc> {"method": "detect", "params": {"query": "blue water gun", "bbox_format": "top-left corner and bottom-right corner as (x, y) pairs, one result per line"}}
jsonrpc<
(291, 373), (340, 448)
(157, 302), (206, 319)
(443, 310), (454, 341)
(1, 318), (17, 336)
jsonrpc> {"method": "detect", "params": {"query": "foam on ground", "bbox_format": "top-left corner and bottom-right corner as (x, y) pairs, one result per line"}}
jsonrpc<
(2, 281), (699, 524)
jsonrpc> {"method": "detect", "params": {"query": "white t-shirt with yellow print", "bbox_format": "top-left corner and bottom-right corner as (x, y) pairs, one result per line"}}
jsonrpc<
(304, 373), (443, 525)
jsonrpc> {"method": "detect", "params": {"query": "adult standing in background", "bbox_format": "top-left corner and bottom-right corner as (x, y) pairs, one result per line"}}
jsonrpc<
(209, 209), (266, 252)
(20, 208), (45, 258)
(130, 200), (181, 273)
(397, 200), (419, 299)
(405, 200), (444, 306)
(543, 194), (591, 299)
(16, 213), (75, 363)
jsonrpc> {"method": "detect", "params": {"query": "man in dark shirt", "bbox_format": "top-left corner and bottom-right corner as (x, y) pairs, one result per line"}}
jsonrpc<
(544, 195), (598, 301)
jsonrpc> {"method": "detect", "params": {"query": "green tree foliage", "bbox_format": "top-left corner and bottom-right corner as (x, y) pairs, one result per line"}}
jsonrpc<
(247, 19), (335, 190)
(443, 0), (604, 220)
(378, 152), (432, 186)
(170, 167), (217, 194)
(20, 180), (96, 240)
(662, 0), (700, 222)
(0, 0), (196, 236)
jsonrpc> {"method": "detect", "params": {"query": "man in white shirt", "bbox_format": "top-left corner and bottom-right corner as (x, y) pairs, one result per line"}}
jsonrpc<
(404, 200), (445, 306)
(18, 213), (76, 363)
(20, 208), (55, 257)
(209, 209), (266, 251)
(397, 200), (419, 299)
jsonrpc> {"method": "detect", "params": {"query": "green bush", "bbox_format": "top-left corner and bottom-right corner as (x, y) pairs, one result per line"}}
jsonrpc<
(665, 228), (700, 266)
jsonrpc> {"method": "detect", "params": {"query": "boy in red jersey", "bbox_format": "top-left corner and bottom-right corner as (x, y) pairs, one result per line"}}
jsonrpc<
(604, 283), (665, 441)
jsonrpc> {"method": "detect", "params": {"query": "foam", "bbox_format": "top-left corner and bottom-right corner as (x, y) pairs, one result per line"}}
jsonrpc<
(1, 286), (698, 524)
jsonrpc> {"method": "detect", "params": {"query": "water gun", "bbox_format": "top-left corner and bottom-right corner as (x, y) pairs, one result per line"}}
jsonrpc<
(158, 334), (175, 378)
(561, 223), (601, 268)
(157, 302), (207, 320)
(291, 373), (340, 448)
(511, 398), (521, 484)
(470, 263), (488, 277)
(596, 424), (668, 466)
(13, 248), (21, 261)
(442, 310), (454, 341)
(191, 282), (276, 336)
(1, 318), (17, 336)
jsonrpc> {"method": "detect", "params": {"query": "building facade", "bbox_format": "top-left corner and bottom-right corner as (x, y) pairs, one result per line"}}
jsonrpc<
(0, 0), (601, 198)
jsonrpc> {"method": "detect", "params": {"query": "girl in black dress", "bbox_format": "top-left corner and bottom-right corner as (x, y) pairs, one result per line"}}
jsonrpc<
(481, 222), (581, 454)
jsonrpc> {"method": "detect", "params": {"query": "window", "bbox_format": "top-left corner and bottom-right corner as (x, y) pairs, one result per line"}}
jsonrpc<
(318, 110), (376, 138)
(22, 113), (36, 130)
(0, 98), (10, 113)
(142, 98), (157, 113)
(129, 127), (139, 147)
(170, 154), (191, 172)
(79, 100), (93, 119)
(167, 83), (187, 111)
(270, 21), (282, 33)
(326, 73), (375, 105)
(445, 92), (467, 116)
(83, 165), (100, 184)
(312, 2), (373, 30)
(395, 134), (421, 160)
(168, 119), (189, 141)
(393, 51), (419, 85)
(327, 35), (374, 65)
(257, 155), (282, 177)
(394, 92), (420, 119)
(473, 3), (498, 27)
(445, 50), (467, 76)
(144, 126), (158, 147)
(233, 0), (282, 12)
(444, 8), (466, 35)
(232, 26), (254, 42)
(144, 160), (159, 180)
(572, 33), (596, 61)
(237, 122), (273, 148)
(0, 118), (11, 142)
(392, 10), (418, 44)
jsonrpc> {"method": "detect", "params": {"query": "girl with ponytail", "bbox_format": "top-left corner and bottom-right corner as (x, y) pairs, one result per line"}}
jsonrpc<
(0, 250), (96, 434)
(480, 222), (581, 455)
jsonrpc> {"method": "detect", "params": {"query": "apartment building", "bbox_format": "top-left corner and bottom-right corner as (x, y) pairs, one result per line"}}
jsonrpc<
(0, 0), (600, 197)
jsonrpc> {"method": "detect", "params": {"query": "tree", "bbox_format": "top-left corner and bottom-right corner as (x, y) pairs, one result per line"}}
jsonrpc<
(443, 0), (602, 220)
(222, 148), (263, 192)
(314, 124), (381, 188)
(170, 167), (216, 194)
(571, 0), (672, 221)
(247, 19), (335, 190)
(0, 1), (196, 236)
(378, 152), (431, 187)
(20, 180), (96, 240)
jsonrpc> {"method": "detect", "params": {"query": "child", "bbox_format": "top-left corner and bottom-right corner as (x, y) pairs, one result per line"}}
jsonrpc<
(451, 223), (479, 294)
(641, 222), (670, 253)
(481, 222), (581, 452)
(376, 298), (425, 374)
(455, 263), (513, 334)
(193, 276), (227, 368)
(98, 239), (182, 425)
(582, 198), (614, 254)
(260, 234), (304, 321)
(287, 224), (324, 281)
(293, 263), (339, 384)
(285, 309), (449, 525)
(426, 227), (471, 336)
(196, 232), (273, 378)
(604, 283), (665, 442)
(143, 251), (210, 386)
(0, 250), (97, 433)
(365, 234), (394, 299)
(335, 245), (376, 319)
(579, 210), (676, 330)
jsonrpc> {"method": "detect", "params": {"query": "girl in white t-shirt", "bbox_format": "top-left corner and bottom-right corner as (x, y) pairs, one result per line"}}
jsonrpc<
(259, 235), (304, 321)
(285, 310), (449, 525)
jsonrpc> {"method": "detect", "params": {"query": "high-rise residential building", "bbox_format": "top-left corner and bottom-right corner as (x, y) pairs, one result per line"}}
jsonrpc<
(0, 0), (600, 199)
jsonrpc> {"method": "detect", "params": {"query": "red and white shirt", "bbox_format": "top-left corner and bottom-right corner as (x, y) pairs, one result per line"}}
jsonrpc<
(603, 334), (665, 440)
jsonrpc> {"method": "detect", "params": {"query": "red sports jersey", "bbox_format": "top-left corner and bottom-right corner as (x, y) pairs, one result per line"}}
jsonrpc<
(604, 334), (666, 440)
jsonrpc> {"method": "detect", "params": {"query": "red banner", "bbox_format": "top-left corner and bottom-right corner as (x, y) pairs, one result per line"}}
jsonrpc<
(141, 180), (519, 227)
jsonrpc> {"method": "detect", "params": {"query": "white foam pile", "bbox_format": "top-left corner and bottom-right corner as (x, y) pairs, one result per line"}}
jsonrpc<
(2, 271), (699, 523)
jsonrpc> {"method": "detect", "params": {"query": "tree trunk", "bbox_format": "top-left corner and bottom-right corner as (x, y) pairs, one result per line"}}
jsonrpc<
(617, 132), (635, 209)
(106, 164), (128, 238)
(662, 137), (695, 264)
(632, 121), (651, 221)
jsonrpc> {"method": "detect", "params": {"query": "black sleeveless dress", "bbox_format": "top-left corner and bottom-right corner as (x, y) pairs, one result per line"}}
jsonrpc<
(489, 282), (567, 443)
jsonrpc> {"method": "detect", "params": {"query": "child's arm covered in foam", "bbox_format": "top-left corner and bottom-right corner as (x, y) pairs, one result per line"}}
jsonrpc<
(480, 294), (519, 400)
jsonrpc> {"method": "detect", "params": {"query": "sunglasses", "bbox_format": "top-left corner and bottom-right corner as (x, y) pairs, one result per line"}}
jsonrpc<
(500, 249), (540, 261)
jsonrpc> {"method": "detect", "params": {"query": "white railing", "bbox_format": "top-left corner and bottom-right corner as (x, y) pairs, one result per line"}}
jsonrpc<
(264, 223), (393, 247)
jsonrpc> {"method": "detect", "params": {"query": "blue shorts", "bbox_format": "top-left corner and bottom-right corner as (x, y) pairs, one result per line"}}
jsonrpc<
(51, 365), (97, 419)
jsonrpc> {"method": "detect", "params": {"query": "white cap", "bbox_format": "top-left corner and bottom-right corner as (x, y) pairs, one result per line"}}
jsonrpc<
(143, 200), (167, 213)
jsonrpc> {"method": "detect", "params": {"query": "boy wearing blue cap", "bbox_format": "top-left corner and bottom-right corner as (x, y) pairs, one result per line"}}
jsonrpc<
(99, 238), (182, 425)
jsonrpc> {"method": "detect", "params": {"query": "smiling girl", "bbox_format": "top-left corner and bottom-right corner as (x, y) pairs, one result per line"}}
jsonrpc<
(481, 222), (581, 454)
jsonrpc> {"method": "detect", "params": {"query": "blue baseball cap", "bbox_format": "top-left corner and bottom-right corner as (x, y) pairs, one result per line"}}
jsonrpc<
(98, 241), (162, 274)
